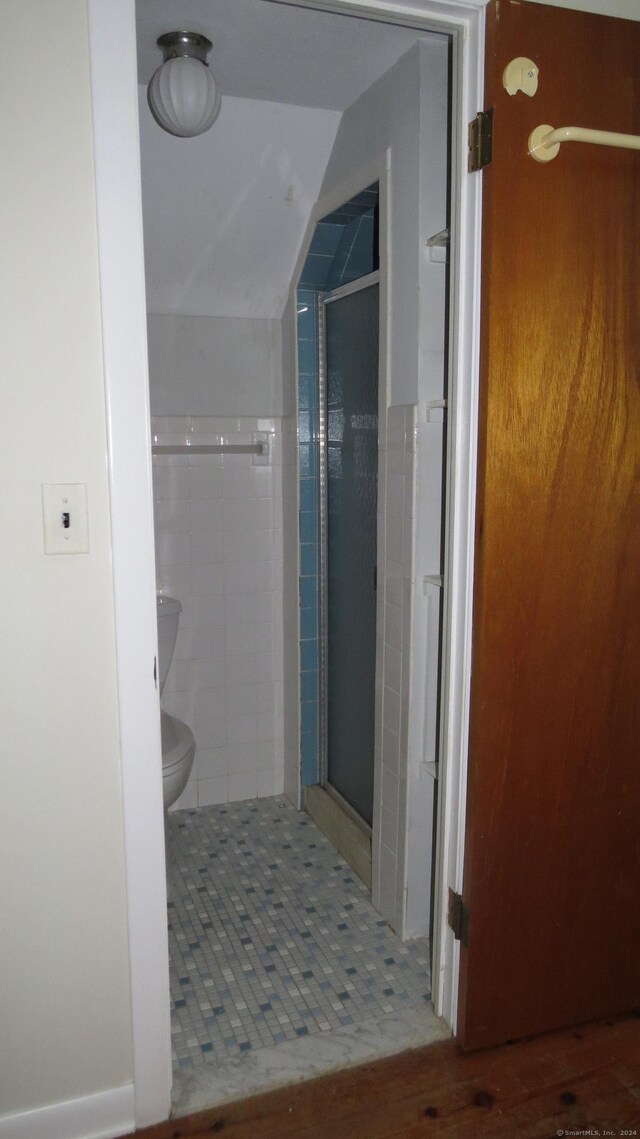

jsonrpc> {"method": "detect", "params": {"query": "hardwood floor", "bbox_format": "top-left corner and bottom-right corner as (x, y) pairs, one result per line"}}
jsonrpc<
(124, 1013), (640, 1137)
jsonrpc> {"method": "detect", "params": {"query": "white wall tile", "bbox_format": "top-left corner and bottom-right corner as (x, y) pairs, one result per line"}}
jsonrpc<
(197, 776), (229, 807)
(225, 623), (257, 658)
(189, 464), (223, 500)
(196, 714), (227, 750)
(191, 561), (225, 597)
(224, 654), (257, 686)
(154, 416), (286, 807)
(192, 528), (224, 563)
(222, 559), (258, 595)
(196, 747), (228, 780)
(227, 742), (258, 773)
(222, 465), (256, 499)
(377, 843), (398, 925)
(194, 686), (226, 722)
(373, 404), (418, 933)
(155, 531), (190, 567)
(227, 713), (258, 745)
(190, 499), (224, 532)
(223, 530), (256, 564)
(228, 769), (259, 802)
(258, 764), (282, 798)
(225, 683), (257, 718)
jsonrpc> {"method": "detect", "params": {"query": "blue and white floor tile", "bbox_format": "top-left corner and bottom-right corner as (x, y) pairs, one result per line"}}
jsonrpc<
(166, 796), (447, 1111)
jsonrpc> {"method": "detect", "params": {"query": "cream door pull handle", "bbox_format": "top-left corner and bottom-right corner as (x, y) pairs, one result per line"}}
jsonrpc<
(528, 123), (640, 163)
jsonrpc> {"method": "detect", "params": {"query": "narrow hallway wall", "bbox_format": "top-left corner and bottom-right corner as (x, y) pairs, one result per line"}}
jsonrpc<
(0, 0), (133, 1123)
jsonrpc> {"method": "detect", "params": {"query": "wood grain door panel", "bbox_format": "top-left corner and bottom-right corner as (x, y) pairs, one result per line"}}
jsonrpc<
(458, 0), (640, 1049)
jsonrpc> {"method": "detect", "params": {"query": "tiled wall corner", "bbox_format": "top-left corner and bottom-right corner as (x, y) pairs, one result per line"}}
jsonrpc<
(296, 290), (321, 787)
(372, 404), (417, 934)
(152, 416), (285, 809)
(282, 414), (301, 807)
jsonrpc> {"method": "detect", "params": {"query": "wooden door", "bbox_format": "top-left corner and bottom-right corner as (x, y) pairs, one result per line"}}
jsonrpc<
(459, 0), (640, 1049)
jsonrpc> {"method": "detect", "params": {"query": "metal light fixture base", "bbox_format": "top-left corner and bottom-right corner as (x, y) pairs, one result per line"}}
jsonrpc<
(148, 30), (221, 139)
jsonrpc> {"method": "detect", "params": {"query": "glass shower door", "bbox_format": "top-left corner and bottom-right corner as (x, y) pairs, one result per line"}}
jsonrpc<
(323, 281), (379, 826)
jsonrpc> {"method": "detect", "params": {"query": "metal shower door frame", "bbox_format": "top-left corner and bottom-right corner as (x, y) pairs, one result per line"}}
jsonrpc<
(317, 269), (381, 828)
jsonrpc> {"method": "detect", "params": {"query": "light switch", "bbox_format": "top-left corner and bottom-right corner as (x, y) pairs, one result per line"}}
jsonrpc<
(42, 483), (89, 555)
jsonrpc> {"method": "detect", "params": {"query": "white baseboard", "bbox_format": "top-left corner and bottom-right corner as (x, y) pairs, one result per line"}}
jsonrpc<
(0, 1083), (135, 1139)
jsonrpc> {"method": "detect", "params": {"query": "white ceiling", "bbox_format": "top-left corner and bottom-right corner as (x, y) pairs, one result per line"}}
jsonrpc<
(135, 0), (443, 110)
(139, 91), (340, 318)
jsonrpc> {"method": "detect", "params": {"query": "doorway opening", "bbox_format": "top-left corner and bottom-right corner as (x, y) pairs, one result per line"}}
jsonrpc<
(131, 0), (458, 1115)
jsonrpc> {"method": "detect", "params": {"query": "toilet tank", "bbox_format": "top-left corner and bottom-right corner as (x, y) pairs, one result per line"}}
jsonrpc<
(156, 594), (182, 694)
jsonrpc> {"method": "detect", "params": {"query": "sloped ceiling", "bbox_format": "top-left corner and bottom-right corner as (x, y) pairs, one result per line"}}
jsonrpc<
(136, 1), (444, 319)
(139, 91), (340, 318)
(136, 0), (441, 110)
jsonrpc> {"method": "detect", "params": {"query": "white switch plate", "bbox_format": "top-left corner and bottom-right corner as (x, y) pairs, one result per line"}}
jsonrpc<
(42, 483), (89, 555)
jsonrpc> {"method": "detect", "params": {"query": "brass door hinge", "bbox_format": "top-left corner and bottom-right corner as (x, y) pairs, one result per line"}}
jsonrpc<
(468, 109), (493, 172)
(448, 888), (470, 946)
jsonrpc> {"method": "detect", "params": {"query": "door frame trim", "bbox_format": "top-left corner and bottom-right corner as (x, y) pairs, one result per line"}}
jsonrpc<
(87, 0), (172, 1126)
(89, 0), (487, 1124)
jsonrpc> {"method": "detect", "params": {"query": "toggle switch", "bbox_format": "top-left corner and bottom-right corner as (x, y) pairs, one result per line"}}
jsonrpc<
(42, 484), (89, 555)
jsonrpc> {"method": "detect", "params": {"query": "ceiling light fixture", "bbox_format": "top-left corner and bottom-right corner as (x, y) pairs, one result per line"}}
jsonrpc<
(147, 31), (221, 138)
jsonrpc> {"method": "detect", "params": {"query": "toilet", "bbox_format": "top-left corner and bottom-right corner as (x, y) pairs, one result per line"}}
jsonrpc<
(156, 594), (196, 810)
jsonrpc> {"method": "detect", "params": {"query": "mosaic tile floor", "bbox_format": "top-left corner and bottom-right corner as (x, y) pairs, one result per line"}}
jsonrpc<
(166, 796), (431, 1072)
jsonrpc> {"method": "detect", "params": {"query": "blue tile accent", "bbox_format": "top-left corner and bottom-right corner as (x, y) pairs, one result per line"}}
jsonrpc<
(300, 638), (318, 674)
(298, 409), (317, 445)
(298, 374), (316, 412)
(298, 444), (317, 479)
(299, 578), (317, 611)
(343, 213), (376, 282)
(300, 542), (317, 578)
(297, 339), (316, 375)
(300, 701), (316, 747)
(326, 210), (376, 290)
(299, 253), (333, 288)
(301, 670), (318, 705)
(301, 701), (318, 738)
(309, 221), (344, 257)
(296, 299), (316, 342)
(300, 607), (317, 643)
(299, 478), (316, 514)
(299, 509), (317, 544)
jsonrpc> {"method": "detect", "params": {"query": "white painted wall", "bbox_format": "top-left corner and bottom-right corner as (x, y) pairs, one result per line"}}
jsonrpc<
(0, 0), (133, 1126)
(139, 89), (339, 320)
(140, 91), (339, 418)
(148, 315), (283, 417)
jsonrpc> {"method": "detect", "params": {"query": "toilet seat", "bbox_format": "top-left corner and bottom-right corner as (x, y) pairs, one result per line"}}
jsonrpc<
(161, 711), (196, 810)
(161, 711), (195, 770)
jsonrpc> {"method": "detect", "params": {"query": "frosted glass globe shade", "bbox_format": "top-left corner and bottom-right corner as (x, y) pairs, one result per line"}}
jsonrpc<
(148, 55), (221, 138)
